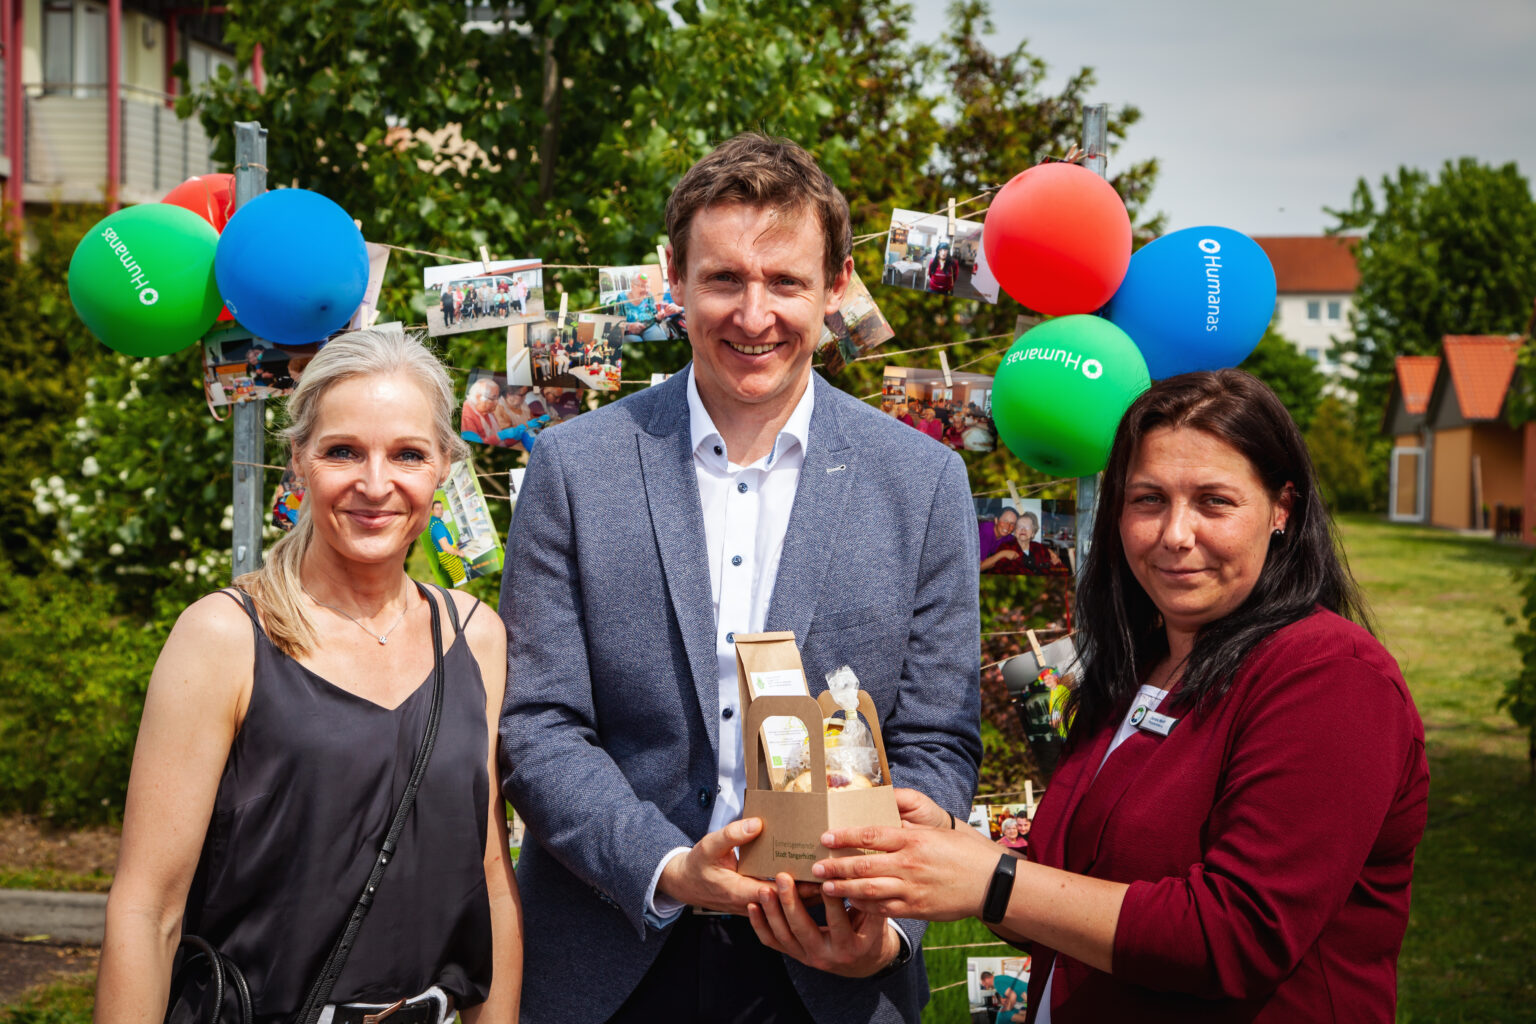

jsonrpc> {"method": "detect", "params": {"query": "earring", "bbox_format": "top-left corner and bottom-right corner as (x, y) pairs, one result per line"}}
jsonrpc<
(1272, 528), (1285, 537)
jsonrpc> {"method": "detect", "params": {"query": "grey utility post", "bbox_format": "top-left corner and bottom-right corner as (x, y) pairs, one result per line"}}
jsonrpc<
(230, 121), (268, 578)
(1075, 103), (1108, 578)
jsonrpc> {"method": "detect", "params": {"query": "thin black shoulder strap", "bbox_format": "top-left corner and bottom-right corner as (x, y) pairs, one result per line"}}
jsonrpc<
(461, 597), (485, 630)
(434, 583), (462, 635)
(219, 588), (261, 642)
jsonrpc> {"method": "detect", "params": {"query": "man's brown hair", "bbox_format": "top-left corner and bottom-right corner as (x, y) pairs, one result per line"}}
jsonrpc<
(664, 132), (852, 288)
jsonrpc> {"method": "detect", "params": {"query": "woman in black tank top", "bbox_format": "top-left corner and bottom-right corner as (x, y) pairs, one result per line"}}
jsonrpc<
(95, 327), (522, 1023)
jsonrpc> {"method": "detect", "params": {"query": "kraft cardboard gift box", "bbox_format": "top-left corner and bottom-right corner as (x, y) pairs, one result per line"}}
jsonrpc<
(733, 631), (900, 882)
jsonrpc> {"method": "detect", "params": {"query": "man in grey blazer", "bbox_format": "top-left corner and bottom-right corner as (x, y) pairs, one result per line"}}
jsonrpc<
(500, 133), (981, 1023)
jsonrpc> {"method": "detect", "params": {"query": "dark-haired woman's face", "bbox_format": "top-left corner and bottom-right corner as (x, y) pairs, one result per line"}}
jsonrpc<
(1119, 426), (1290, 641)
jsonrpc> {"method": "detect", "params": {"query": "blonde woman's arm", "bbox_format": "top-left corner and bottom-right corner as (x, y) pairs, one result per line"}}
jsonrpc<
(94, 594), (254, 1024)
(460, 594), (522, 1023)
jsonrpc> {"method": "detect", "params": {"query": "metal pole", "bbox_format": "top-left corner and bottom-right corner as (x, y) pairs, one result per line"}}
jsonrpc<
(1076, 103), (1109, 577)
(231, 121), (267, 578)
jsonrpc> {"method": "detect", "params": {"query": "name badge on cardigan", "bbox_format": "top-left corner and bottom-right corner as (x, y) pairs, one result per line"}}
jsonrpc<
(1129, 703), (1178, 737)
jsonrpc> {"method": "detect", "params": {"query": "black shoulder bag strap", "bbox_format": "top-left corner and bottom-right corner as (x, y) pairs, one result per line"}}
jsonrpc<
(291, 582), (447, 1024)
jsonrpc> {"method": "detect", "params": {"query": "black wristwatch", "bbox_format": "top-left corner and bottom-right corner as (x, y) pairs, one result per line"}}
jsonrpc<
(869, 927), (914, 979)
(981, 853), (1018, 924)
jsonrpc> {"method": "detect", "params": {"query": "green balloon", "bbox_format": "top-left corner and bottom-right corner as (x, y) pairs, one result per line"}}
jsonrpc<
(68, 204), (223, 357)
(992, 315), (1151, 477)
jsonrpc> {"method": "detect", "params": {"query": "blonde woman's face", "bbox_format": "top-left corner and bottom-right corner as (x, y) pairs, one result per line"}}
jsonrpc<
(299, 373), (445, 567)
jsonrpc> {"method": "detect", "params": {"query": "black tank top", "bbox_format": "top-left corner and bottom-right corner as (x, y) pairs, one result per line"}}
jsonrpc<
(174, 584), (493, 1022)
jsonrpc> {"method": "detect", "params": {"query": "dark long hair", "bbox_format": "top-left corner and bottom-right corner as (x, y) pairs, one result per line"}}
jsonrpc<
(1068, 369), (1372, 735)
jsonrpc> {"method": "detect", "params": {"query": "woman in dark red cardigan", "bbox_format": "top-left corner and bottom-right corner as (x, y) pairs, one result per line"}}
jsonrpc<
(814, 370), (1428, 1022)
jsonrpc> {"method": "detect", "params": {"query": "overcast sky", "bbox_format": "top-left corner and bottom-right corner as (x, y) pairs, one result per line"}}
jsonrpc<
(911, 0), (1536, 236)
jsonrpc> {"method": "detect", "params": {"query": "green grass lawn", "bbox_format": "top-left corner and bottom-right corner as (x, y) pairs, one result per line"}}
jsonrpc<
(922, 514), (1536, 1023)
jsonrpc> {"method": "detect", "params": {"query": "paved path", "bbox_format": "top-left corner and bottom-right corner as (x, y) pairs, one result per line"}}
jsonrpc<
(0, 889), (106, 945)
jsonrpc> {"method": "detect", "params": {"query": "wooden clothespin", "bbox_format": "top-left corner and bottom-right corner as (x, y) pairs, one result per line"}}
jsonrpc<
(1007, 479), (1022, 509)
(656, 244), (670, 283)
(939, 350), (953, 387)
(556, 291), (568, 328)
(947, 197), (957, 236)
(478, 244), (492, 270)
(1026, 628), (1046, 664)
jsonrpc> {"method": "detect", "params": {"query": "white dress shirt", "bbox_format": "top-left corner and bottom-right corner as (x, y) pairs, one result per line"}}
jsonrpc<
(645, 366), (814, 921)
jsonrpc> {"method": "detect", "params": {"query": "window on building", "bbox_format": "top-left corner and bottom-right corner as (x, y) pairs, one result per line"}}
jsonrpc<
(1327, 300), (1342, 321)
(187, 42), (238, 90)
(1305, 348), (1322, 363)
(43, 3), (74, 94)
(1306, 300), (1321, 321)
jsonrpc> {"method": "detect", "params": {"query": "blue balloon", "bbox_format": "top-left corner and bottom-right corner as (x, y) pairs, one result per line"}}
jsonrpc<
(214, 189), (368, 345)
(1104, 226), (1277, 379)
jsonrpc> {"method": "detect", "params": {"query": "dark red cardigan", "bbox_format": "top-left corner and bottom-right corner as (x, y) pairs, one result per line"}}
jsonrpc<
(1025, 609), (1429, 1023)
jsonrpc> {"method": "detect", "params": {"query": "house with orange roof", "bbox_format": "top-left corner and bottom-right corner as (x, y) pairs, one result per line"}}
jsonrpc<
(1414, 335), (1525, 532)
(1252, 236), (1360, 376)
(1383, 355), (1441, 522)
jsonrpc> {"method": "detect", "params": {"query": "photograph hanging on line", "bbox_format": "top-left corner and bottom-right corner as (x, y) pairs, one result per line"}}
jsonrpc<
(966, 804), (994, 839)
(815, 272), (896, 373)
(509, 314), (625, 391)
(985, 803), (1034, 852)
(416, 459), (504, 588)
(271, 466), (304, 532)
(968, 955), (1032, 1024)
(424, 257), (545, 337)
(460, 368), (584, 454)
(881, 207), (1000, 304)
(974, 496), (1075, 576)
(203, 331), (321, 406)
(597, 264), (685, 341)
(881, 366), (998, 453)
(347, 242), (392, 330)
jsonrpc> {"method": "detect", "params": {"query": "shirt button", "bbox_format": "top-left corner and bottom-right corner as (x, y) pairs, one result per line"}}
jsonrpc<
(731, 555), (743, 567)
(723, 706), (735, 720)
(737, 481), (748, 493)
(726, 631), (735, 643)
(713, 444), (723, 456)
(698, 787), (711, 807)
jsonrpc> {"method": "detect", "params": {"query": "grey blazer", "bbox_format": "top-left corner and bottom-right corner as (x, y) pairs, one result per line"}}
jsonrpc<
(499, 368), (982, 1024)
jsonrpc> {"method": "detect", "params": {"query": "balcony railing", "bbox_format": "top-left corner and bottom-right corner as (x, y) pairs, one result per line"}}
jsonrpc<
(22, 84), (216, 204)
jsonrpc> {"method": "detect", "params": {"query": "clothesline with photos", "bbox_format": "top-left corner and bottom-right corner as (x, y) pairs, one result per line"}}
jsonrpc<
(212, 177), (1091, 597)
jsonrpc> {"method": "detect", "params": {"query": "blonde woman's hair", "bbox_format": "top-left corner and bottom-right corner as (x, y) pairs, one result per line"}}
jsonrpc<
(233, 325), (469, 657)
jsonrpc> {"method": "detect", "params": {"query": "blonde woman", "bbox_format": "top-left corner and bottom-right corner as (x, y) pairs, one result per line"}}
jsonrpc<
(96, 326), (521, 1024)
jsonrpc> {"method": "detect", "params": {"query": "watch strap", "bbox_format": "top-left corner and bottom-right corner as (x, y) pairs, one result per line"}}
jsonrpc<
(981, 853), (1018, 924)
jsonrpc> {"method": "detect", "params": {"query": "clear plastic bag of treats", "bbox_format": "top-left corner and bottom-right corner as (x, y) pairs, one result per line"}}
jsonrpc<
(782, 665), (882, 792)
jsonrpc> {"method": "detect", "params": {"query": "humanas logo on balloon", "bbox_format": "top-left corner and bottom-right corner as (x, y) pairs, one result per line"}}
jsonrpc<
(1200, 237), (1222, 332)
(100, 226), (159, 306)
(1001, 345), (1105, 381)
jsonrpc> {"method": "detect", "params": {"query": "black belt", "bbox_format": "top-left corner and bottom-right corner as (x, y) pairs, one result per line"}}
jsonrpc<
(327, 994), (446, 1024)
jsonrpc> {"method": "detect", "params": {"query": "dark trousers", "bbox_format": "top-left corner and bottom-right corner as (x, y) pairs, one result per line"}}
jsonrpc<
(607, 913), (817, 1024)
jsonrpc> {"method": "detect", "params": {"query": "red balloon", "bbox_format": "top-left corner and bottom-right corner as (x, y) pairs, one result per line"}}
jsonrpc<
(162, 174), (237, 233)
(982, 163), (1132, 315)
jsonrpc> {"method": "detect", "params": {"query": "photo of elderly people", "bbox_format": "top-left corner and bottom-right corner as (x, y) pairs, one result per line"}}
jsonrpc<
(459, 368), (583, 454)
(424, 257), (545, 337)
(815, 272), (896, 373)
(598, 263), (686, 341)
(512, 314), (625, 392)
(203, 334), (320, 406)
(881, 366), (998, 453)
(975, 496), (1075, 576)
(881, 207), (1000, 303)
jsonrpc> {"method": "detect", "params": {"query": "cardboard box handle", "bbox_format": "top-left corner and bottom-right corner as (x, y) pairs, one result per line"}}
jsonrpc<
(743, 690), (892, 793)
(743, 695), (827, 794)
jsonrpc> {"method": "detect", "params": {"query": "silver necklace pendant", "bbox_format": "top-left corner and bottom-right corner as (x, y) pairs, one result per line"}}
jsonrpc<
(377, 634), (388, 645)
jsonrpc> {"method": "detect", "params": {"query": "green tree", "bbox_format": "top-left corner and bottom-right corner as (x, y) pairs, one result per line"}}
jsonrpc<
(1303, 395), (1377, 513)
(1329, 158), (1536, 419)
(1238, 327), (1324, 433)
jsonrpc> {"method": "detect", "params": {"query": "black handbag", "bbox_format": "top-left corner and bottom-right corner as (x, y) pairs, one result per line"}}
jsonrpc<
(166, 585), (448, 1024)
